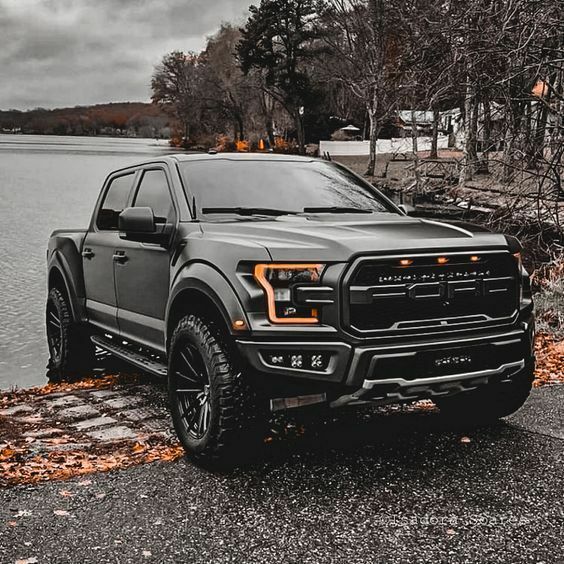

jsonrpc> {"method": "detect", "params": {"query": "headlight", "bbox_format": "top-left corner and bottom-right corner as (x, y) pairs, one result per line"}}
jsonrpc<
(254, 263), (325, 324)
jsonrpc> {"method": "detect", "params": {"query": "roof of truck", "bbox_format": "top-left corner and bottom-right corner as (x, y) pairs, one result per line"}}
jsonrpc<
(170, 152), (316, 163)
(108, 152), (321, 176)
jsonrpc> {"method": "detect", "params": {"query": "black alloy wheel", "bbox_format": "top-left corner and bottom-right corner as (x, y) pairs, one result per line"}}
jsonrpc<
(45, 286), (95, 382)
(168, 314), (267, 466)
(171, 343), (212, 440)
(46, 299), (63, 363)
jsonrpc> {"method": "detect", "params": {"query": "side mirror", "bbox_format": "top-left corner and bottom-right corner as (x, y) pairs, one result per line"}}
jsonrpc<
(119, 207), (171, 244)
(398, 203), (416, 216)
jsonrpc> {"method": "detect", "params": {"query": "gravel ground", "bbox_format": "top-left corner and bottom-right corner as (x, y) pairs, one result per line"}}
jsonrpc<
(1, 385), (563, 564)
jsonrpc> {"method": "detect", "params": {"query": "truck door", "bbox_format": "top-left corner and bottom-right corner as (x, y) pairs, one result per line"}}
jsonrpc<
(114, 168), (175, 352)
(83, 172), (136, 333)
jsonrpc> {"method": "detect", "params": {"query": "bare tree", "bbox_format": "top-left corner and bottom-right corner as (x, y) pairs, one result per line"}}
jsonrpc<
(151, 51), (202, 142)
(200, 25), (256, 141)
(320, 0), (404, 176)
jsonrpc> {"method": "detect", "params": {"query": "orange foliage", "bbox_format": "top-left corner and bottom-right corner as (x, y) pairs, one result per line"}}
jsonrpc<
(274, 136), (290, 152)
(235, 139), (250, 152)
(0, 443), (184, 487)
(215, 134), (233, 152)
(534, 332), (564, 387)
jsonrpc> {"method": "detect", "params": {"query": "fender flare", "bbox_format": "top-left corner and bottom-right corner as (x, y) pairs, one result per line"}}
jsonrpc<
(47, 251), (85, 322)
(166, 262), (249, 343)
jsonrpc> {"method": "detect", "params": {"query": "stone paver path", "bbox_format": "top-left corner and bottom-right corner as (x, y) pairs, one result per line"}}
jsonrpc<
(0, 374), (182, 486)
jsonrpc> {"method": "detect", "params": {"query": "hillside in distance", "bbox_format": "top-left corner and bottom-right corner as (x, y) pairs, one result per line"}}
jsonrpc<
(0, 102), (172, 138)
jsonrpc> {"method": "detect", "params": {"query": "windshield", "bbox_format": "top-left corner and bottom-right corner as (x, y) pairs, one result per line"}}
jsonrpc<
(179, 159), (397, 216)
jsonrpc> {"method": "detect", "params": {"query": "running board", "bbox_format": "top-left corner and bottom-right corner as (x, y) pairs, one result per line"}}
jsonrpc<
(91, 335), (168, 378)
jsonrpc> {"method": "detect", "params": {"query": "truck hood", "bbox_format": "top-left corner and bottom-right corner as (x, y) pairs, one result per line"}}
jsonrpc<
(200, 214), (509, 262)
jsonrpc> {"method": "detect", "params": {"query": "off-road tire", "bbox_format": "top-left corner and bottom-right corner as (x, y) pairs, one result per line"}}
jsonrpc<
(46, 287), (96, 383)
(168, 314), (266, 467)
(435, 365), (534, 426)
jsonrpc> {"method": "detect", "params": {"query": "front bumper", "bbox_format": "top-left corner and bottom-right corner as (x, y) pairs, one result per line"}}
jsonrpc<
(236, 318), (535, 401)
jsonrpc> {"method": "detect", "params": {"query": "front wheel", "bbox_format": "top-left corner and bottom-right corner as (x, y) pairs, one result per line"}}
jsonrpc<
(168, 315), (266, 466)
(46, 287), (96, 382)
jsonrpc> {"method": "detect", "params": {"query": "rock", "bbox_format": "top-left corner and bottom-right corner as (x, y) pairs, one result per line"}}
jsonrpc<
(0, 404), (34, 416)
(72, 416), (118, 430)
(119, 408), (158, 422)
(103, 396), (146, 410)
(57, 404), (101, 420)
(42, 395), (83, 408)
(23, 428), (64, 438)
(89, 390), (120, 399)
(87, 426), (138, 441)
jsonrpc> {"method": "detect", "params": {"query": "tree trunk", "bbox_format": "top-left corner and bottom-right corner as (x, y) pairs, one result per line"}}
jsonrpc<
(236, 114), (245, 142)
(411, 110), (419, 155)
(295, 114), (305, 155)
(411, 110), (421, 189)
(530, 99), (549, 167)
(366, 108), (379, 177)
(459, 79), (477, 186)
(504, 99), (526, 181)
(502, 117), (515, 184)
(481, 95), (492, 174)
(430, 107), (440, 159)
(366, 88), (381, 177)
(469, 92), (479, 163)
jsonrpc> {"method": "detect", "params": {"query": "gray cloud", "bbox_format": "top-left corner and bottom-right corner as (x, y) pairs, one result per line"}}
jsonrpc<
(0, 0), (255, 110)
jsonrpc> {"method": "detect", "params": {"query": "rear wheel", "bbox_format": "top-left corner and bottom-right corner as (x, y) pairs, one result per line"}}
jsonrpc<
(435, 365), (534, 426)
(168, 314), (266, 466)
(46, 287), (95, 383)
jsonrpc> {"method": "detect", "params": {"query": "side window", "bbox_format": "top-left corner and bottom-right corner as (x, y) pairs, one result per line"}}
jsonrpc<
(97, 174), (135, 230)
(133, 169), (174, 223)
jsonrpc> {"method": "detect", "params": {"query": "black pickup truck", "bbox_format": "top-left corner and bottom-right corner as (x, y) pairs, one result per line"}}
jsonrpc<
(46, 153), (535, 463)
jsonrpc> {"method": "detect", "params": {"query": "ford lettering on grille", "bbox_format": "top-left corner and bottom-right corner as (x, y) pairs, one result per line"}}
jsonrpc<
(347, 253), (519, 332)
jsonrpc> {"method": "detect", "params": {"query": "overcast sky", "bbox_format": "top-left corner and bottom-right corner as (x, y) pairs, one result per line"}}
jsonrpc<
(0, 0), (255, 110)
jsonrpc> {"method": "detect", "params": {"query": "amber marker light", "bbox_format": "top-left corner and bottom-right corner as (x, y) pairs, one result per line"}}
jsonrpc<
(470, 255), (480, 262)
(437, 256), (449, 265)
(233, 319), (246, 330)
(399, 259), (413, 266)
(254, 263), (323, 324)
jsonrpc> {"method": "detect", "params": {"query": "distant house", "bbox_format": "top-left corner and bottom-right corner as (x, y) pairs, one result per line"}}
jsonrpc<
(397, 110), (436, 136)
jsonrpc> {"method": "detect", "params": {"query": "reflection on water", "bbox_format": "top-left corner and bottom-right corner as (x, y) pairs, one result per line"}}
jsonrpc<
(0, 135), (179, 390)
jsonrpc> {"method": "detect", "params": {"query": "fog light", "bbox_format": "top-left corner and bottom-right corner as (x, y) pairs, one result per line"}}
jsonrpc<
(311, 354), (323, 368)
(264, 351), (331, 371)
(290, 354), (303, 368)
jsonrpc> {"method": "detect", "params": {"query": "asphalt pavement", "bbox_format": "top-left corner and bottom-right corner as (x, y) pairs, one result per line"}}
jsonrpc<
(1, 385), (563, 564)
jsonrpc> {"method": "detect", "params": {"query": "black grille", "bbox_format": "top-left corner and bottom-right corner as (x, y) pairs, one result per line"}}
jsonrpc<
(346, 253), (519, 332)
(372, 340), (523, 381)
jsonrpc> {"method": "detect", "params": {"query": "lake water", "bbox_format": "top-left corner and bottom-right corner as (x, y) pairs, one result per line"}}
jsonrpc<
(0, 135), (179, 390)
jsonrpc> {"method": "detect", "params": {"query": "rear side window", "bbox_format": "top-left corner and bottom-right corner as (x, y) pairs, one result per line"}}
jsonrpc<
(133, 169), (174, 223)
(97, 173), (135, 230)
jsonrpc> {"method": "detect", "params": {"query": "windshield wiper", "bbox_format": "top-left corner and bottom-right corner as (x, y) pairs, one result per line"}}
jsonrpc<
(303, 206), (374, 214)
(201, 207), (297, 217)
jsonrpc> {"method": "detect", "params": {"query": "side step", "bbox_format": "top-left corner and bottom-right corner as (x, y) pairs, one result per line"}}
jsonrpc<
(91, 335), (168, 378)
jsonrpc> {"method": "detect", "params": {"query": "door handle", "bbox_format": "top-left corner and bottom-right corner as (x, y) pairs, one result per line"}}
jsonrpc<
(82, 248), (95, 259)
(112, 251), (128, 264)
